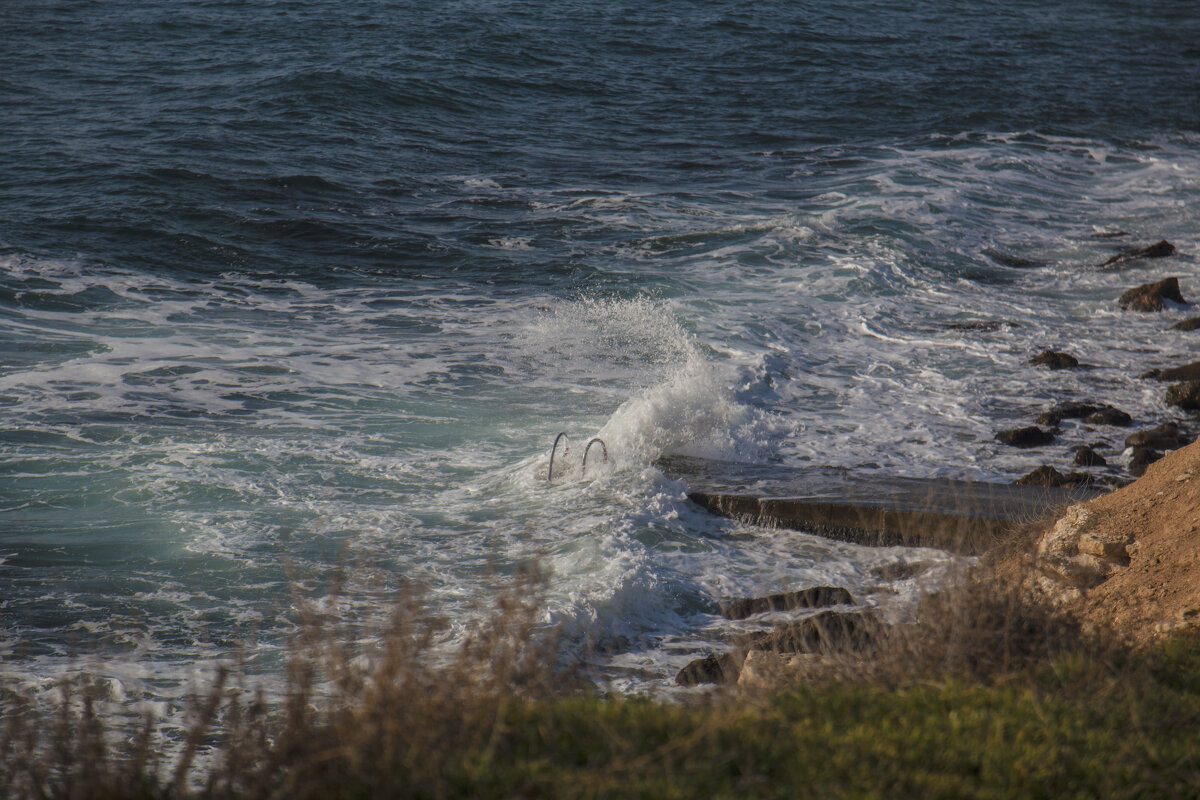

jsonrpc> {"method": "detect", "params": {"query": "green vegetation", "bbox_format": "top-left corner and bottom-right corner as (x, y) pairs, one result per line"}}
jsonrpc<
(4, 571), (1200, 799)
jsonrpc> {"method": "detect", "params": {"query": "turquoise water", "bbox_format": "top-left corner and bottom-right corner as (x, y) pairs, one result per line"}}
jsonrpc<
(2, 0), (1199, 722)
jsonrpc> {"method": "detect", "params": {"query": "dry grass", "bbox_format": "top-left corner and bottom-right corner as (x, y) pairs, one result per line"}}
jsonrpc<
(0, 564), (570, 800)
(3, 524), (1199, 799)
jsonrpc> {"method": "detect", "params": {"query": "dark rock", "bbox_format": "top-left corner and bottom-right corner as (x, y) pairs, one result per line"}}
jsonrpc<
(1103, 240), (1178, 266)
(1072, 446), (1107, 467)
(1124, 422), (1191, 451)
(675, 652), (742, 686)
(1171, 317), (1200, 331)
(1118, 276), (1186, 312)
(1129, 447), (1164, 478)
(944, 320), (1018, 332)
(868, 562), (929, 582)
(737, 611), (879, 655)
(995, 426), (1055, 448)
(1144, 362), (1200, 382)
(722, 587), (855, 620)
(988, 252), (1042, 269)
(1013, 465), (1092, 488)
(1036, 402), (1130, 427)
(1084, 407), (1133, 427)
(1030, 350), (1079, 370)
(1166, 381), (1200, 411)
(1090, 230), (1130, 239)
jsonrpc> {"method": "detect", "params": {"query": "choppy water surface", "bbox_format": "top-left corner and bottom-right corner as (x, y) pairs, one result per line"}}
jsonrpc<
(2, 0), (1199, 734)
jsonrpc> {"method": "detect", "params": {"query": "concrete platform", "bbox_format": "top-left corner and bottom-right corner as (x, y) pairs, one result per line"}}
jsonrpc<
(657, 456), (1102, 554)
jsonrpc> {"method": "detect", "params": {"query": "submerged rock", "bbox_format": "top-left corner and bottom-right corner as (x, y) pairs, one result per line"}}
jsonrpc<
(944, 320), (1018, 332)
(1030, 349), (1079, 370)
(1036, 402), (1129, 427)
(1103, 240), (1177, 267)
(1119, 276), (1186, 312)
(1171, 317), (1200, 331)
(995, 426), (1055, 448)
(722, 586), (855, 620)
(1165, 381), (1200, 411)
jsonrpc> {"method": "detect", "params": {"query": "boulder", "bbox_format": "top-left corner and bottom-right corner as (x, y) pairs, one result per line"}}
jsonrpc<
(1029, 349), (1079, 370)
(1144, 362), (1200, 383)
(1171, 317), (1200, 332)
(995, 426), (1055, 448)
(721, 586), (855, 620)
(1119, 276), (1186, 312)
(1085, 407), (1133, 427)
(1165, 381), (1200, 411)
(1014, 465), (1092, 488)
(1125, 422), (1191, 451)
(1073, 446), (1107, 467)
(1036, 402), (1129, 427)
(1103, 240), (1177, 267)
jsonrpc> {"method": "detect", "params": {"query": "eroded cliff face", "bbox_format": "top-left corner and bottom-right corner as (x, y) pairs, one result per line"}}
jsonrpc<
(1034, 436), (1200, 642)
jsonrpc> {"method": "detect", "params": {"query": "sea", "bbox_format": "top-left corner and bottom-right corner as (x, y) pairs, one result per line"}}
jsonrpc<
(3, 0), (1199, 735)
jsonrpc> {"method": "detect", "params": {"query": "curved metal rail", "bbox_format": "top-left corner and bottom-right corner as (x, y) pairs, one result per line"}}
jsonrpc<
(548, 432), (569, 483)
(582, 437), (608, 475)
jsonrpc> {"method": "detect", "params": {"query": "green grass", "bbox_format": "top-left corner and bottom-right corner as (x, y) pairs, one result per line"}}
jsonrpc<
(405, 643), (1200, 800)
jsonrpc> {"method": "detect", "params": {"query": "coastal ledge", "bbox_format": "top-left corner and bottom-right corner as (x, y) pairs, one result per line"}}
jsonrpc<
(658, 455), (1098, 554)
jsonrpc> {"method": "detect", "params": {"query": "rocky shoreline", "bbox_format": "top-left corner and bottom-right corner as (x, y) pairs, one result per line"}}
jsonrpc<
(677, 240), (1198, 687)
(991, 240), (1198, 488)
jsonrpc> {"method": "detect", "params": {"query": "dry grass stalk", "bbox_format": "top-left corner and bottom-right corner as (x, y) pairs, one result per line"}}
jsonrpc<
(0, 564), (568, 799)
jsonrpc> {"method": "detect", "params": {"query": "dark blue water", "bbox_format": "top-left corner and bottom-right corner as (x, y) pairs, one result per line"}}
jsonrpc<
(5, 1), (1198, 279)
(2, 0), (1199, 720)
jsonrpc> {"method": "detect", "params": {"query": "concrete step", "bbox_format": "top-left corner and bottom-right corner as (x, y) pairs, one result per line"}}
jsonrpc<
(657, 455), (1101, 554)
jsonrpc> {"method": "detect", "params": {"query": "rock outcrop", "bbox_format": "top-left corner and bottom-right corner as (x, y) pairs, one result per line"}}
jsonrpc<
(1034, 505), (1133, 600)
(995, 426), (1055, 448)
(1103, 240), (1177, 267)
(1165, 381), (1200, 411)
(1029, 350), (1079, 370)
(1036, 402), (1131, 427)
(1142, 362), (1200, 382)
(1032, 437), (1200, 641)
(1014, 465), (1092, 488)
(1118, 276), (1186, 312)
(1072, 445), (1107, 467)
(1125, 422), (1191, 451)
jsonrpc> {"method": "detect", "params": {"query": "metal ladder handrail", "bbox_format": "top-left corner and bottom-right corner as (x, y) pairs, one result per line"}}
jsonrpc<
(582, 437), (608, 475)
(548, 432), (569, 483)
(547, 433), (609, 483)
